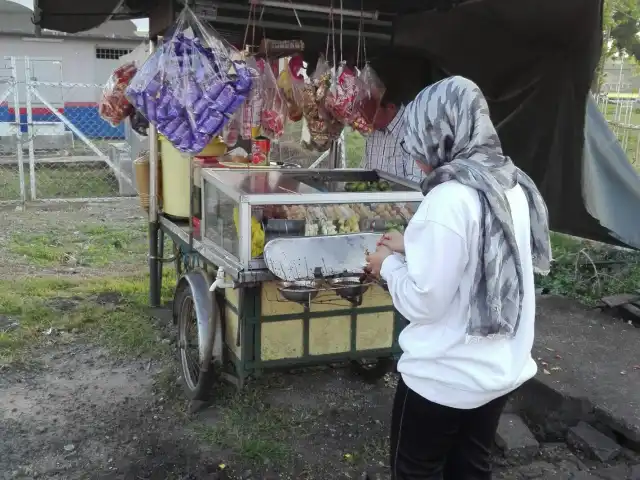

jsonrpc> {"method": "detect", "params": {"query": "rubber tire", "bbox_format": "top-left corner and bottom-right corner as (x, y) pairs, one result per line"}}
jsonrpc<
(350, 357), (394, 383)
(175, 279), (216, 401)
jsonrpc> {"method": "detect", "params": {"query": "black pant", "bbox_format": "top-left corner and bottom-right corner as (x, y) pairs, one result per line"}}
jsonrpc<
(390, 376), (508, 480)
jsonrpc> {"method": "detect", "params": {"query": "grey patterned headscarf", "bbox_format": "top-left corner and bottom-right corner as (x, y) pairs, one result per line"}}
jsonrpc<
(403, 76), (551, 339)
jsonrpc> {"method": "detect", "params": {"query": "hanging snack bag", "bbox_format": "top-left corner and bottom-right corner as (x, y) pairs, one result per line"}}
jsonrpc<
(351, 63), (386, 135)
(239, 56), (263, 139)
(260, 61), (287, 139)
(324, 62), (361, 125)
(222, 109), (241, 147)
(295, 56), (342, 152)
(99, 62), (137, 126)
(126, 5), (253, 154)
(277, 55), (304, 122)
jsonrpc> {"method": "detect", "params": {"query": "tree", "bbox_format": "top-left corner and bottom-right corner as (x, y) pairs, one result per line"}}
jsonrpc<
(595, 0), (640, 92)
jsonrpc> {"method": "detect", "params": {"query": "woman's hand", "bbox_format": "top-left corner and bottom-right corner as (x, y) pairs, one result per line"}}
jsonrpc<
(365, 245), (393, 277)
(377, 230), (405, 254)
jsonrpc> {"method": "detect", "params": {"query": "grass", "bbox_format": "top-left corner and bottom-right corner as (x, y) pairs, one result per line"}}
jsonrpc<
(536, 232), (640, 305)
(0, 271), (176, 366)
(0, 164), (120, 201)
(193, 388), (298, 466)
(8, 223), (147, 268)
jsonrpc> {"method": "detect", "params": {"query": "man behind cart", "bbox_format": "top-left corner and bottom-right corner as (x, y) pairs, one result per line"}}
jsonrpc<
(360, 53), (430, 184)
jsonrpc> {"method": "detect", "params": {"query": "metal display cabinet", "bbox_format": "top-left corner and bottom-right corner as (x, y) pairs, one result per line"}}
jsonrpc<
(161, 168), (421, 400)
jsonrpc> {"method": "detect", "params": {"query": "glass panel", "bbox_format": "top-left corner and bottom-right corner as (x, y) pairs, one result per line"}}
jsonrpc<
(203, 181), (239, 257)
(205, 169), (418, 195)
(255, 201), (421, 247)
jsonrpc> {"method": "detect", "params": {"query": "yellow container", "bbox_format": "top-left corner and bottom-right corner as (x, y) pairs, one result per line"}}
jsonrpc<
(159, 137), (191, 219)
(159, 136), (228, 219)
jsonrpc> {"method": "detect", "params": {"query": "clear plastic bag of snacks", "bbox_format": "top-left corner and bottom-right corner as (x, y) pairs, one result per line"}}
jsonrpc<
(99, 62), (137, 126)
(351, 63), (386, 135)
(260, 60), (287, 139)
(324, 62), (361, 124)
(276, 55), (304, 122)
(126, 5), (253, 153)
(239, 56), (263, 139)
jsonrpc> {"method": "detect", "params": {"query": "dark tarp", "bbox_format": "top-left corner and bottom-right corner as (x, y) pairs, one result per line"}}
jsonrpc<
(392, 0), (640, 249)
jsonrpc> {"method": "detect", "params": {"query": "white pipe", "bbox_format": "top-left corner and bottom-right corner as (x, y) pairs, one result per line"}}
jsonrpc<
(209, 267), (233, 291)
(10, 57), (26, 203)
(250, 0), (379, 20)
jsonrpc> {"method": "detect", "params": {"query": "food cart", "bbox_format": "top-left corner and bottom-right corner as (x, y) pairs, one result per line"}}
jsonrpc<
(160, 167), (422, 399)
(33, 0), (606, 401)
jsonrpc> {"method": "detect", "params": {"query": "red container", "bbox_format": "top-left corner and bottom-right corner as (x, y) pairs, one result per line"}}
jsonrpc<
(251, 136), (271, 166)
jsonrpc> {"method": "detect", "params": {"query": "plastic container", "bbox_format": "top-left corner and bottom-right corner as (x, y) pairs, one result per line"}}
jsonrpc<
(133, 152), (162, 212)
(160, 136), (191, 219)
(160, 136), (227, 219)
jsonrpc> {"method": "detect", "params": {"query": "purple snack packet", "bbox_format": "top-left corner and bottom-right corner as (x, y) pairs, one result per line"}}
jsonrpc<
(132, 93), (146, 110)
(192, 97), (209, 116)
(194, 110), (209, 132)
(185, 79), (202, 108)
(210, 85), (236, 112)
(233, 63), (254, 94)
(198, 110), (224, 135)
(162, 116), (183, 137)
(205, 82), (225, 102)
(226, 94), (246, 114)
(173, 121), (190, 139)
(144, 93), (157, 122)
(156, 103), (169, 123)
(158, 93), (172, 109)
(145, 78), (162, 96)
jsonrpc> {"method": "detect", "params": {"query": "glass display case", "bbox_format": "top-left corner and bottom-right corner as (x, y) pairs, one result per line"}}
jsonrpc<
(201, 168), (424, 272)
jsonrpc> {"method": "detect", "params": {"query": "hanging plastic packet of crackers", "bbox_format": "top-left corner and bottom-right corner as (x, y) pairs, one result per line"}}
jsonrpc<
(296, 56), (342, 152)
(259, 60), (287, 140)
(324, 61), (361, 125)
(99, 62), (137, 126)
(351, 63), (385, 135)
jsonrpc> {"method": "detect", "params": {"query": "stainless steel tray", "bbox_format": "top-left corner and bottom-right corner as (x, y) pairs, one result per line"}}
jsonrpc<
(263, 233), (380, 281)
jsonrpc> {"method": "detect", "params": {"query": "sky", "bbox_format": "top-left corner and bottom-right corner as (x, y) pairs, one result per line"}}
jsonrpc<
(8, 0), (150, 32)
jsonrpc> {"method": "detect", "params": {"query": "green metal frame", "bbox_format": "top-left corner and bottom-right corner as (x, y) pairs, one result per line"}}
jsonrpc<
(223, 284), (404, 385)
(161, 223), (404, 388)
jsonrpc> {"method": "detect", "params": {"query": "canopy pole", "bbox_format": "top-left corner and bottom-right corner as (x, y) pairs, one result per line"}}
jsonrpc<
(148, 39), (162, 307)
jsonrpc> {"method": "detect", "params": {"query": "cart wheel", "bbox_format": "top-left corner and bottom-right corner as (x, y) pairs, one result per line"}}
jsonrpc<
(175, 279), (216, 401)
(350, 357), (394, 383)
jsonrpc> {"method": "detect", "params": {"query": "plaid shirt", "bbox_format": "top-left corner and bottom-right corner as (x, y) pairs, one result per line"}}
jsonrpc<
(361, 106), (424, 184)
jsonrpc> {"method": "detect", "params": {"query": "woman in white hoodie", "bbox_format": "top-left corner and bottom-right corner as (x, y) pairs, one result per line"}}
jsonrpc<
(365, 76), (551, 480)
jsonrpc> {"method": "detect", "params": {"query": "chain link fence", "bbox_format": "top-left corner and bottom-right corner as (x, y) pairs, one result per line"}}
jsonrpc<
(595, 93), (640, 169)
(1, 56), (134, 204)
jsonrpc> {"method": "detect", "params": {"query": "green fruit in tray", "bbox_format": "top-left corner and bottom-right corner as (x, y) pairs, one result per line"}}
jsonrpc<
(344, 181), (392, 192)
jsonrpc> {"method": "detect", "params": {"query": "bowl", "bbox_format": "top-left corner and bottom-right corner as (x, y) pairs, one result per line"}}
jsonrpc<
(277, 280), (319, 304)
(329, 276), (369, 300)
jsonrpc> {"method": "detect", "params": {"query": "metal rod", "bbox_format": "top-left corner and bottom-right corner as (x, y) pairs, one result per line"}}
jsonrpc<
(148, 39), (161, 307)
(24, 58), (37, 201)
(250, 0), (379, 19)
(10, 57), (26, 204)
(212, 15), (390, 41)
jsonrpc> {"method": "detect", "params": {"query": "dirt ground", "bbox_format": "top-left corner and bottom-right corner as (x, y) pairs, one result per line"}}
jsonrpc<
(0, 200), (633, 480)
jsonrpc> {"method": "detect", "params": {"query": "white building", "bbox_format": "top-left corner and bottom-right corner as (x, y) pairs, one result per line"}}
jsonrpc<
(0, 0), (144, 85)
(0, 0), (147, 143)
